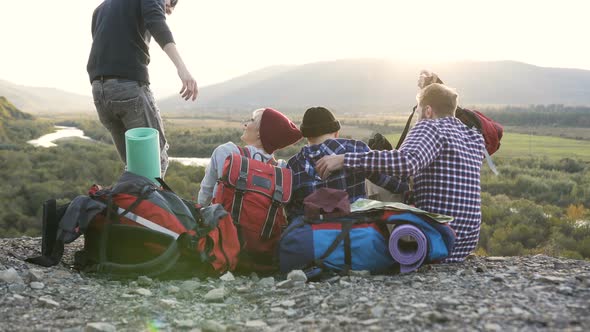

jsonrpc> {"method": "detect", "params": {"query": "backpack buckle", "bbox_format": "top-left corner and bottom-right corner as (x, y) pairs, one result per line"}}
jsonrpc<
(272, 184), (283, 202)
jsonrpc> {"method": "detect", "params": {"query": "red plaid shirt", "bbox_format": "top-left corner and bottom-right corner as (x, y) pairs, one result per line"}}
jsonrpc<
(344, 117), (485, 262)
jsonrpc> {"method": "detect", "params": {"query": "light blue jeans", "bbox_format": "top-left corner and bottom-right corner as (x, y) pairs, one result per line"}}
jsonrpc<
(92, 79), (169, 176)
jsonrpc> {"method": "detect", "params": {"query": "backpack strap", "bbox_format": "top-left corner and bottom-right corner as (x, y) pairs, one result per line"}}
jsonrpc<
(395, 105), (417, 149)
(484, 149), (500, 175)
(314, 220), (354, 273)
(231, 155), (249, 225)
(241, 145), (278, 165)
(237, 145), (251, 159)
(260, 167), (283, 240)
(94, 224), (182, 277)
(155, 177), (174, 193)
(117, 185), (154, 219)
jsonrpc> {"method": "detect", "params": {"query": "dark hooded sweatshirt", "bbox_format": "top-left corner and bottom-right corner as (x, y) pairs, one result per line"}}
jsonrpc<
(86, 0), (175, 84)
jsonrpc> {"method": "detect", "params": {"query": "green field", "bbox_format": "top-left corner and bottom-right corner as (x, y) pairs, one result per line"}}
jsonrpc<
(385, 132), (590, 162)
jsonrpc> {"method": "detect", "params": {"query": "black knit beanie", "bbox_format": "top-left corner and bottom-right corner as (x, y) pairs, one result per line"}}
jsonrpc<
(299, 107), (341, 138)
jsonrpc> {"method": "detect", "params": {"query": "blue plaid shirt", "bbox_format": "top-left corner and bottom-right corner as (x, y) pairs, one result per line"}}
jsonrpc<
(287, 138), (408, 217)
(344, 117), (485, 262)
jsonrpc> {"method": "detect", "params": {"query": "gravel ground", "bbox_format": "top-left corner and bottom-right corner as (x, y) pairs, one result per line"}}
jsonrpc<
(1, 236), (589, 332)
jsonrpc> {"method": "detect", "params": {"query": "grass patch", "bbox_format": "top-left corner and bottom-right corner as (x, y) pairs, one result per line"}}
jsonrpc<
(385, 132), (590, 162)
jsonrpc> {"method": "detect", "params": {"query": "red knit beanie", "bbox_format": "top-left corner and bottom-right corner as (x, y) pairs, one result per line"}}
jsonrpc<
(259, 108), (302, 154)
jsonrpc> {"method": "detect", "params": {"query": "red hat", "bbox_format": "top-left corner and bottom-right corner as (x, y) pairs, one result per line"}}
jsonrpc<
(259, 108), (302, 154)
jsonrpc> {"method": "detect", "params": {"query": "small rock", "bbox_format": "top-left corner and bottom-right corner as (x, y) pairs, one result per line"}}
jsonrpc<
(324, 276), (340, 283)
(371, 305), (385, 318)
(292, 281), (306, 289)
(84, 322), (116, 332)
(174, 319), (197, 328)
(491, 275), (505, 282)
(557, 286), (573, 296)
(12, 294), (25, 301)
(134, 288), (152, 296)
(285, 309), (297, 317)
(180, 280), (200, 292)
(440, 296), (460, 306)
(349, 270), (371, 277)
(361, 318), (381, 326)
(201, 320), (227, 332)
(26, 269), (44, 282)
(137, 276), (153, 287)
(281, 300), (296, 307)
(511, 307), (526, 315)
(358, 296), (369, 303)
(483, 323), (502, 331)
(421, 311), (449, 323)
(258, 277), (275, 288)
(204, 288), (225, 302)
(8, 284), (26, 293)
(220, 272), (235, 281)
(276, 279), (294, 289)
(287, 270), (307, 282)
(0, 268), (24, 284)
(30, 282), (45, 289)
(398, 313), (416, 322)
(411, 303), (428, 309)
(250, 272), (259, 281)
(535, 275), (566, 284)
(160, 299), (179, 308)
(486, 256), (509, 262)
(39, 296), (60, 307)
(476, 266), (488, 273)
(166, 285), (180, 294)
(62, 327), (84, 332)
(245, 320), (268, 328)
(236, 286), (250, 293)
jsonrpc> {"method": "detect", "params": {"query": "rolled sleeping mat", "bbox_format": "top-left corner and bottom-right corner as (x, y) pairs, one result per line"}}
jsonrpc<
(125, 127), (161, 184)
(389, 224), (428, 273)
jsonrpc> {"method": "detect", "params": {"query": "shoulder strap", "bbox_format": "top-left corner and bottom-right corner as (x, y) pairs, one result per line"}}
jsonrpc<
(231, 155), (249, 224)
(260, 167), (283, 239)
(314, 220), (354, 273)
(237, 146), (251, 159)
(94, 224), (182, 277)
(395, 105), (417, 149)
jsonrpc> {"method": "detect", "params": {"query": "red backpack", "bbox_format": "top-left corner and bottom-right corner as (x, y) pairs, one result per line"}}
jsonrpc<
(213, 147), (292, 271)
(27, 172), (240, 277)
(455, 107), (503, 156)
(397, 106), (503, 156)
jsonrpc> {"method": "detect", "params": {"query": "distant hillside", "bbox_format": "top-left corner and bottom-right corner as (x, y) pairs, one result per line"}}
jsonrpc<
(0, 80), (93, 114)
(159, 60), (590, 114)
(0, 96), (33, 121)
(0, 96), (34, 143)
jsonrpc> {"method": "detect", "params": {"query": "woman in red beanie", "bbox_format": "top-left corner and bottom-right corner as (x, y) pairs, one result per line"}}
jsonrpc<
(197, 108), (302, 206)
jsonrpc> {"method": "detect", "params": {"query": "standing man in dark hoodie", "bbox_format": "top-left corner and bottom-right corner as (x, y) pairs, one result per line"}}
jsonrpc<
(87, 0), (197, 177)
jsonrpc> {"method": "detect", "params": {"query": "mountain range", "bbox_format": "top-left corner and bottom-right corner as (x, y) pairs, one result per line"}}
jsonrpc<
(3, 60), (590, 115)
(0, 80), (93, 114)
(161, 59), (590, 113)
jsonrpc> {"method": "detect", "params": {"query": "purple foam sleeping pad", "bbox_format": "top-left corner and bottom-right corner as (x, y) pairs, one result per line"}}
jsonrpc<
(389, 224), (428, 273)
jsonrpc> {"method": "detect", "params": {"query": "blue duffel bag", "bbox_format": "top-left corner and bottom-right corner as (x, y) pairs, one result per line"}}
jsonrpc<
(279, 213), (396, 275)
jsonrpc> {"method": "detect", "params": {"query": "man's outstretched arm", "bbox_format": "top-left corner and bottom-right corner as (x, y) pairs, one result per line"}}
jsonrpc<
(163, 43), (198, 101)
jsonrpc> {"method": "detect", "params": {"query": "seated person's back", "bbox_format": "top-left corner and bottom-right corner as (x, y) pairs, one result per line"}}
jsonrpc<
(198, 108), (302, 206)
(287, 107), (407, 217)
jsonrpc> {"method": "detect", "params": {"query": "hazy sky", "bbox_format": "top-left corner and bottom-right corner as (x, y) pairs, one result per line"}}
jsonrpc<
(1, 0), (588, 99)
